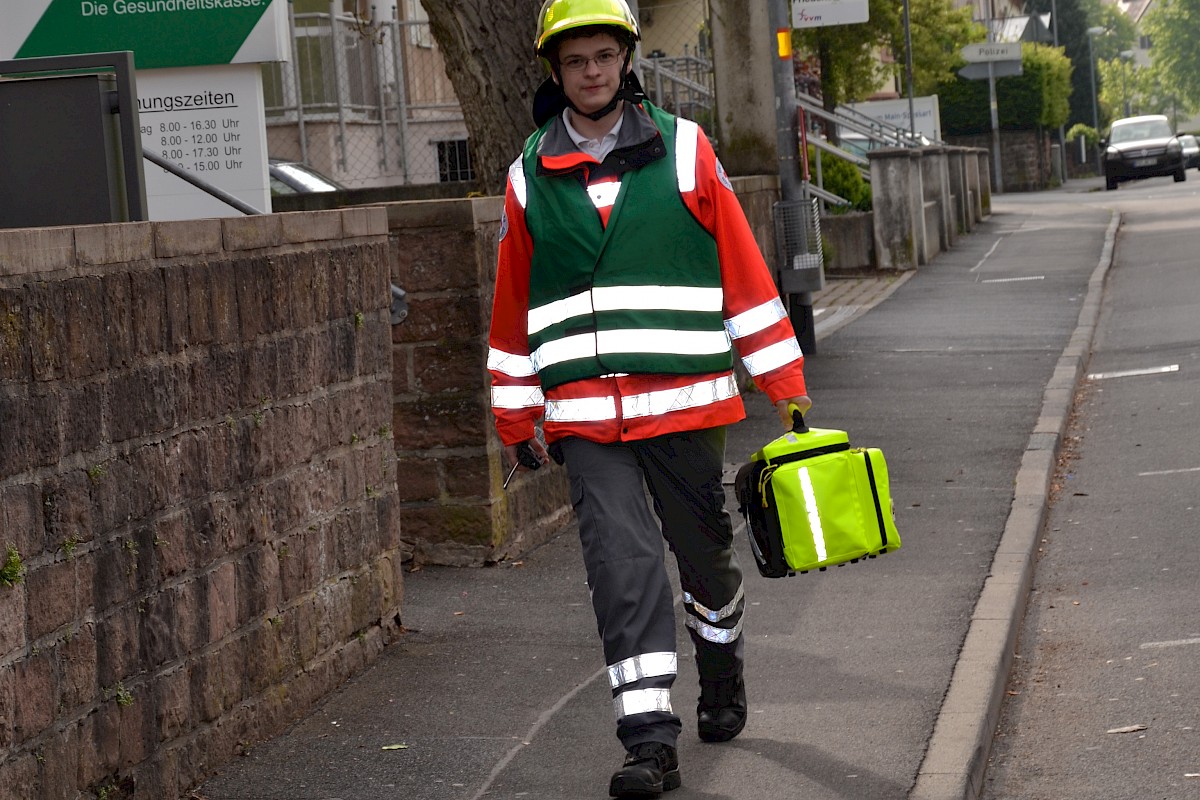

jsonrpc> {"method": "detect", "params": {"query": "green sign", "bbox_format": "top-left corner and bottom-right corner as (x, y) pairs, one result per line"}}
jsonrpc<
(11, 0), (280, 69)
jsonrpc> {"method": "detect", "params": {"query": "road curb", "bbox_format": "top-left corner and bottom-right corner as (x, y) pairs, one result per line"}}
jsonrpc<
(908, 209), (1121, 800)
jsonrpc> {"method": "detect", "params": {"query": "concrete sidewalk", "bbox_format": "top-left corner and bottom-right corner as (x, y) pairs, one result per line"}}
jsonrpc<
(196, 193), (1116, 800)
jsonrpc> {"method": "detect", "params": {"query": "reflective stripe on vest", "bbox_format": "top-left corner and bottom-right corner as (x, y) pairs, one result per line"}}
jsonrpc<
(741, 338), (803, 376)
(488, 347), (537, 378)
(621, 374), (738, 419)
(613, 688), (673, 719)
(685, 613), (744, 645)
(531, 329), (731, 374)
(588, 180), (621, 209)
(544, 394), (618, 422)
(607, 651), (677, 690)
(544, 374), (738, 423)
(683, 583), (744, 624)
(676, 118), (699, 193)
(491, 385), (545, 410)
(508, 157), (527, 209)
(725, 298), (787, 340)
(527, 285), (724, 336)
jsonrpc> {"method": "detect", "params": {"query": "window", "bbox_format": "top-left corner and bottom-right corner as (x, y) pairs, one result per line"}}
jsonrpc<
(406, 0), (433, 47)
(436, 140), (474, 183)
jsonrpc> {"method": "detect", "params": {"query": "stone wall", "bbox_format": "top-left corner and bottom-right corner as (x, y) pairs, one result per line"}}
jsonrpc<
(386, 199), (571, 567)
(0, 209), (403, 798)
(949, 129), (1051, 193)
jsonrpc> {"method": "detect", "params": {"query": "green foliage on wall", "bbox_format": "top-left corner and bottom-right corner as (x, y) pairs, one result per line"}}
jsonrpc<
(808, 146), (872, 212)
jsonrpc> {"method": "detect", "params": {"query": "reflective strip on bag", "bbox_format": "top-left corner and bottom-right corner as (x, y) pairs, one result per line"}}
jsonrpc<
(741, 338), (802, 376)
(527, 285), (724, 336)
(607, 652), (678, 689)
(797, 467), (828, 562)
(488, 347), (537, 378)
(683, 583), (744, 624)
(621, 375), (738, 420)
(685, 614), (744, 644)
(725, 298), (787, 340)
(613, 688), (673, 719)
(491, 384), (545, 410)
(544, 395), (618, 422)
(676, 118), (699, 193)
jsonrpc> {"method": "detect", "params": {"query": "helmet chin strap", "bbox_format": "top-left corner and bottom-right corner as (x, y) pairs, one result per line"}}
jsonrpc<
(558, 50), (646, 122)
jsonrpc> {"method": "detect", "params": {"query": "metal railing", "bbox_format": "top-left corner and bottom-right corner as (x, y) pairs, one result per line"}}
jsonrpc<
(642, 51), (714, 124)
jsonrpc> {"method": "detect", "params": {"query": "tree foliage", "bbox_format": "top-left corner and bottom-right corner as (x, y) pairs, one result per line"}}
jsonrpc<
(795, 0), (900, 109)
(905, 0), (986, 97)
(1143, 0), (1200, 111)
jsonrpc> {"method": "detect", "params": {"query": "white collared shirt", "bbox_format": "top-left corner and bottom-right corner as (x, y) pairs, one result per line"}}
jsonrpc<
(564, 109), (624, 163)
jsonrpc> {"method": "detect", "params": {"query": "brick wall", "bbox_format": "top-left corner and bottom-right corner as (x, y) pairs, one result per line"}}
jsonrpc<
(387, 199), (572, 567)
(0, 209), (403, 799)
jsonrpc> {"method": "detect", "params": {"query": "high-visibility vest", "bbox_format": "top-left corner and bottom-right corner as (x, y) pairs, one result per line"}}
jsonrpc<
(520, 102), (733, 390)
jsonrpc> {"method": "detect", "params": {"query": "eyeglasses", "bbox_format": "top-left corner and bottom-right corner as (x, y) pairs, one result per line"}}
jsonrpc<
(559, 49), (624, 73)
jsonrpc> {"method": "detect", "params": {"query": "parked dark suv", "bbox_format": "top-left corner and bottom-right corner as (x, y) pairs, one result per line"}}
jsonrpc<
(1102, 115), (1186, 191)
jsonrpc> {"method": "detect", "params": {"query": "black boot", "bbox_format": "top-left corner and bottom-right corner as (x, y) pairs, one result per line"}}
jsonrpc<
(697, 677), (747, 743)
(608, 742), (682, 798)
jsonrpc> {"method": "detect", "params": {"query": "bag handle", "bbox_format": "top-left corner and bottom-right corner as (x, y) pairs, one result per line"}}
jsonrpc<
(788, 402), (809, 434)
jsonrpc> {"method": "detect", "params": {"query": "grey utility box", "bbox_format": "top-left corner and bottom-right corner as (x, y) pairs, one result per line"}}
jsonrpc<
(0, 73), (131, 229)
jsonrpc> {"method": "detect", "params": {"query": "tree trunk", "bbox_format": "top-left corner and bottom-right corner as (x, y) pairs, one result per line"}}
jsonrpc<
(420, 0), (545, 195)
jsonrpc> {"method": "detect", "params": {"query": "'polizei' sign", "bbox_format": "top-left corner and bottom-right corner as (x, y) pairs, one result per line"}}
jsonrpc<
(1, 0), (287, 68)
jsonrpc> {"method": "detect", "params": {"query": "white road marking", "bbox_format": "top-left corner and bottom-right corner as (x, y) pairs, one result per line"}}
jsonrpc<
(1087, 364), (1179, 381)
(981, 276), (1046, 284)
(1138, 466), (1200, 477)
(1140, 637), (1200, 650)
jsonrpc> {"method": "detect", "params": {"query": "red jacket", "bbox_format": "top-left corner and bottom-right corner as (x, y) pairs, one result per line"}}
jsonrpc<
(489, 103), (807, 447)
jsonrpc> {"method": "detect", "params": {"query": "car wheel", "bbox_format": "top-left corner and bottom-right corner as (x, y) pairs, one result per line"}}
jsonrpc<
(1105, 175), (1118, 191)
(1174, 168), (1186, 183)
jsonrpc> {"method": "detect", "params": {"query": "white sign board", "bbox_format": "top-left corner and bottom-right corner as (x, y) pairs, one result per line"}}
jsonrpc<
(1, 0), (288, 221)
(961, 43), (1022, 63)
(792, 0), (870, 28)
(843, 96), (943, 143)
(138, 64), (271, 220)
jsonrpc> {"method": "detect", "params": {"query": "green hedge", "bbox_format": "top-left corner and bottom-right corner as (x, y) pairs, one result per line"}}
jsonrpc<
(938, 43), (1072, 136)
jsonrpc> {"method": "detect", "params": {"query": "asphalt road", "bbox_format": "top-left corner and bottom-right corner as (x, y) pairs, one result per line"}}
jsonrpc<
(982, 174), (1200, 799)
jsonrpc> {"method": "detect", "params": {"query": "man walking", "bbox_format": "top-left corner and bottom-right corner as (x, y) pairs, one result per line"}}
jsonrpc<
(488, 1), (811, 795)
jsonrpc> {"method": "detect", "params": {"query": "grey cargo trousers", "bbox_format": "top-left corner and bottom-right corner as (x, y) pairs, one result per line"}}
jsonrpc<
(557, 426), (746, 750)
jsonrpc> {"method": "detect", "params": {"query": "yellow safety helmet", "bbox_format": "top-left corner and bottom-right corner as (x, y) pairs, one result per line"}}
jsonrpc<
(535, 0), (640, 58)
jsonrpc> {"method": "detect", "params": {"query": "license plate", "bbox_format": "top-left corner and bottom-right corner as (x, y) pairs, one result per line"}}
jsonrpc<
(1132, 157), (1158, 168)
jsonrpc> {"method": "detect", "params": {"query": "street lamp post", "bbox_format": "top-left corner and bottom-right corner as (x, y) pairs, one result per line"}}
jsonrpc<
(1119, 50), (1135, 116)
(1086, 26), (1106, 172)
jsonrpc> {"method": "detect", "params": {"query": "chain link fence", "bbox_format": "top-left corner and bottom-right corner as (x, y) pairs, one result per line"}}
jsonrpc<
(636, 0), (714, 132)
(261, 1), (468, 189)
(262, 0), (714, 190)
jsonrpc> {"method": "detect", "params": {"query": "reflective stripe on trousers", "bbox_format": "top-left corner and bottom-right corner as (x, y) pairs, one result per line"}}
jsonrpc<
(559, 427), (743, 749)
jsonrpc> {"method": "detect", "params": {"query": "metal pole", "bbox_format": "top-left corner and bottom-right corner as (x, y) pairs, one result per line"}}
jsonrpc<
(1087, 30), (1101, 172)
(986, 13), (1003, 193)
(902, 0), (916, 136)
(1050, 0), (1067, 181)
(287, 0), (309, 166)
(768, 0), (814, 354)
